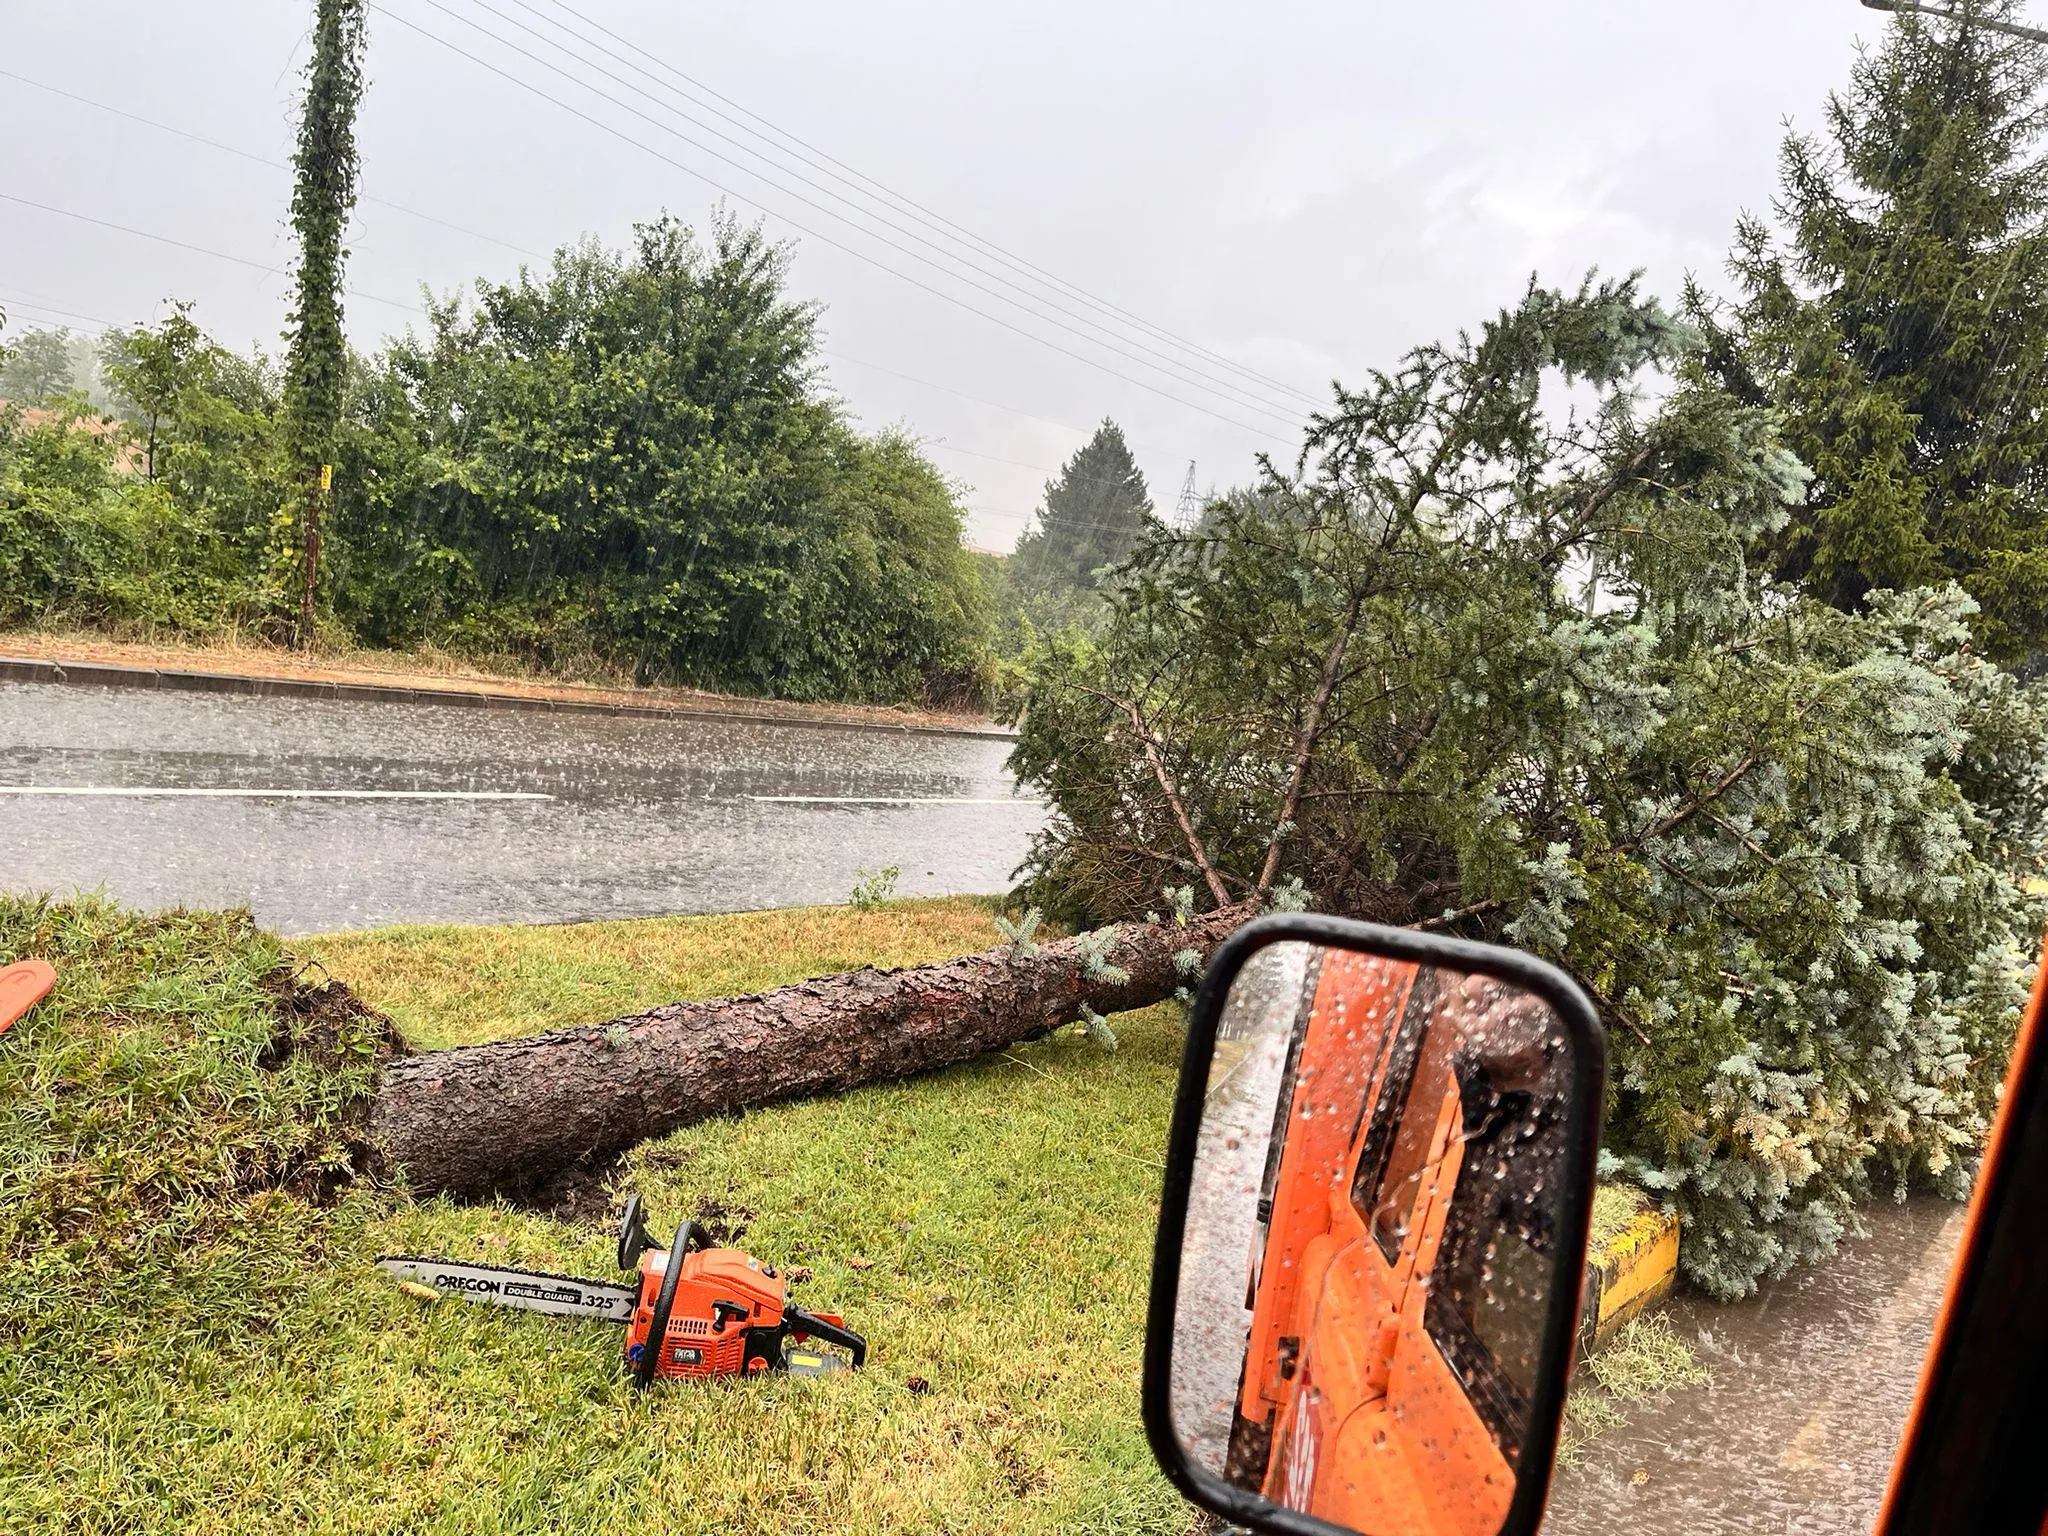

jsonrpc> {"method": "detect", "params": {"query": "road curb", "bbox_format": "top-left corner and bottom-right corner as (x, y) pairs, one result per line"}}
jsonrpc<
(1580, 1207), (1682, 1353)
(0, 655), (1017, 741)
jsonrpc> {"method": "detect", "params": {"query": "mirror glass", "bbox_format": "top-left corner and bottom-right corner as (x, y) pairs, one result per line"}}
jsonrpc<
(1168, 942), (1582, 1535)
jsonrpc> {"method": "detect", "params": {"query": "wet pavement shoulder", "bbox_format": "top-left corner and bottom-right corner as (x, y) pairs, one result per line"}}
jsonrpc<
(0, 655), (1017, 741)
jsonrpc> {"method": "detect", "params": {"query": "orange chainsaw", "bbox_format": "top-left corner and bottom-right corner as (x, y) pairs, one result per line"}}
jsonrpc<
(376, 1195), (866, 1385)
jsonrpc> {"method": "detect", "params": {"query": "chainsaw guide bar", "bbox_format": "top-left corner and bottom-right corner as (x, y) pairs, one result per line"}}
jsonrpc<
(375, 1256), (637, 1322)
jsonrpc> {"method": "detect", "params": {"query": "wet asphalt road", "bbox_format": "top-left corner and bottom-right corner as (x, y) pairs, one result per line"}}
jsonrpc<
(0, 682), (1042, 933)
(1547, 1195), (1964, 1536)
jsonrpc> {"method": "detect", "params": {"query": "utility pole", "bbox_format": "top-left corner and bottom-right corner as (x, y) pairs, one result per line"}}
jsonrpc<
(281, 0), (366, 649)
(1861, 0), (2048, 44)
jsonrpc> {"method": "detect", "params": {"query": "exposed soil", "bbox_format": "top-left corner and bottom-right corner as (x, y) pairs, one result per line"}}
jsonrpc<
(256, 964), (408, 1200)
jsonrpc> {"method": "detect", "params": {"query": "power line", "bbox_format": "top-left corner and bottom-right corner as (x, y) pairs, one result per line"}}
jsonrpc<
(0, 70), (1141, 455)
(3, 61), (1262, 510)
(0, 190), (425, 314)
(818, 349), (1095, 437)
(0, 97), (1231, 532)
(525, 0), (1325, 413)
(924, 441), (1063, 474)
(395, 0), (1298, 429)
(460, 0), (1318, 420)
(0, 293), (121, 331)
(370, 0), (1291, 436)
(0, 68), (543, 261)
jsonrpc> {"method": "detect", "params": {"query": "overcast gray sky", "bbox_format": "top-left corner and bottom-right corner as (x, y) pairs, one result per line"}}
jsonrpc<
(3, 1), (1916, 550)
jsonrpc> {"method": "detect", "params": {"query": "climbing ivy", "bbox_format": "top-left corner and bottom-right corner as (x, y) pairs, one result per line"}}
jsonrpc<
(278, 0), (367, 645)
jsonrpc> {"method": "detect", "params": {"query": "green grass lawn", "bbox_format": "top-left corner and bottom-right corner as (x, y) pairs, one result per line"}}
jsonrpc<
(1, 895), (1189, 1535)
(2, 893), (1673, 1532)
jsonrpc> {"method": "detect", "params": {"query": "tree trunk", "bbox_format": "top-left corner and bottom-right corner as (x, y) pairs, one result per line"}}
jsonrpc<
(372, 906), (1251, 1198)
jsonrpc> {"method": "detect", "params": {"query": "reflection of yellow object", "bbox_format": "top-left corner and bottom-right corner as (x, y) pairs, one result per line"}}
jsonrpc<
(319, 463), (333, 493)
(1583, 1208), (1680, 1349)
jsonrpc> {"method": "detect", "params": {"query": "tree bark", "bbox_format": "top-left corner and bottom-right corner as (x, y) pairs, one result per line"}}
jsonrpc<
(372, 905), (1252, 1198)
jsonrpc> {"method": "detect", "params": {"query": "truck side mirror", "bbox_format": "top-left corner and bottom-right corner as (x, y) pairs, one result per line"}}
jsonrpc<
(1143, 914), (1608, 1536)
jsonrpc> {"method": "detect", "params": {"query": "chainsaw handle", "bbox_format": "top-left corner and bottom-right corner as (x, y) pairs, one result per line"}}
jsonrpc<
(618, 1197), (712, 1275)
(786, 1303), (867, 1370)
(635, 1241), (691, 1390)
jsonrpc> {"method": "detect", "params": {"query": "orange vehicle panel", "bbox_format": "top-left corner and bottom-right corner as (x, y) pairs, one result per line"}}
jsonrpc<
(1239, 956), (1516, 1534)
(1237, 951), (1418, 1430)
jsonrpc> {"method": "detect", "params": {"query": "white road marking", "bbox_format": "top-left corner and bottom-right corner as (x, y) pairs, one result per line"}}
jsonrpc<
(0, 786), (553, 800)
(747, 795), (1038, 805)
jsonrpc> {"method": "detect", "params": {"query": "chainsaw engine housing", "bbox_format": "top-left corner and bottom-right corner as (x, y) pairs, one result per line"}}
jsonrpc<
(627, 1247), (789, 1379)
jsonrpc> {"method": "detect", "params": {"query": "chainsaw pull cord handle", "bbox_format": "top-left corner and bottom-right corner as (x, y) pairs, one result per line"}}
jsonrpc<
(635, 1239), (692, 1390)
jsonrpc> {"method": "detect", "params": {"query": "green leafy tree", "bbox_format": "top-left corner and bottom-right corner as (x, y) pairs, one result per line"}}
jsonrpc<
(1006, 421), (1158, 628)
(100, 307), (281, 616)
(280, 0), (367, 645)
(776, 428), (994, 704)
(1702, 0), (2048, 664)
(100, 304), (205, 483)
(0, 327), (80, 406)
(333, 214), (988, 702)
(1009, 277), (2038, 1296)
(0, 392), (259, 631)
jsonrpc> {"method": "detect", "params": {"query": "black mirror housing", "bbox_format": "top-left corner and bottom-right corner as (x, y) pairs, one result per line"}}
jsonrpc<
(1143, 913), (1608, 1536)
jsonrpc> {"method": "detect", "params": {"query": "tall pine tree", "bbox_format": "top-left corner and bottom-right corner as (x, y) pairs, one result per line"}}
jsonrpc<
(1704, 0), (2048, 665)
(1008, 420), (1158, 609)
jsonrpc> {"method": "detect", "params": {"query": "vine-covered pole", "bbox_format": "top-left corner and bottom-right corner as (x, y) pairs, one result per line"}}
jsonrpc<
(281, 0), (366, 648)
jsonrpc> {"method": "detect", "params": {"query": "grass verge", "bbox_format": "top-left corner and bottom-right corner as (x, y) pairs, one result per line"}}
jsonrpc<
(309, 897), (1011, 1049)
(2, 895), (1185, 1534)
(5, 892), (1677, 1529)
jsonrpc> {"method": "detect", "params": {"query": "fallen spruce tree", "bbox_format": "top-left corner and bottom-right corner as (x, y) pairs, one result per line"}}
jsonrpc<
(371, 903), (1251, 1199)
(1005, 277), (2048, 1299)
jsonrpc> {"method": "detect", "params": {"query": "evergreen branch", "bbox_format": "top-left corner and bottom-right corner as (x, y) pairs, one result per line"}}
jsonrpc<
(1533, 445), (1658, 569)
(1414, 897), (1501, 930)
(1256, 590), (1368, 895)
(1084, 686), (1232, 909)
(1560, 963), (1654, 1048)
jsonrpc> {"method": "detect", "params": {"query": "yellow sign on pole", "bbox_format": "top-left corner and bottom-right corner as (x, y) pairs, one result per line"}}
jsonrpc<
(319, 464), (333, 493)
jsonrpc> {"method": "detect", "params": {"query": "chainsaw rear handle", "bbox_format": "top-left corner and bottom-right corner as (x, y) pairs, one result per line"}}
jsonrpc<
(787, 1304), (867, 1370)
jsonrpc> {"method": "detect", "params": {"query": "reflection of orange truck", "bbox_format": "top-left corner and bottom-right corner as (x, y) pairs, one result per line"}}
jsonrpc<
(1227, 952), (1566, 1534)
